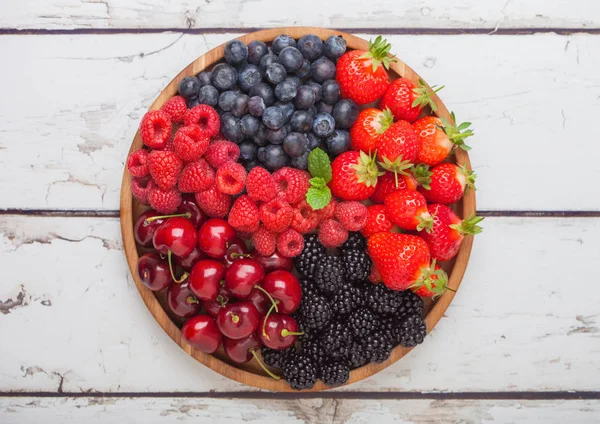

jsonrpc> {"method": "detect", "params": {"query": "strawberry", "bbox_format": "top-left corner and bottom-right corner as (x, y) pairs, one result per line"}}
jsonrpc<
(361, 204), (393, 238)
(384, 189), (433, 232)
(421, 204), (483, 261)
(418, 163), (476, 205)
(349, 108), (393, 153)
(380, 77), (443, 123)
(413, 113), (474, 166)
(376, 120), (419, 182)
(410, 260), (450, 299)
(335, 36), (393, 105)
(329, 151), (382, 201)
(370, 171), (418, 204)
(367, 232), (434, 291)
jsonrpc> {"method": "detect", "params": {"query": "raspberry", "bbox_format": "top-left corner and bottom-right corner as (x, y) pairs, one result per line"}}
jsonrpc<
(147, 181), (182, 213)
(195, 186), (232, 218)
(173, 125), (210, 162)
(147, 150), (183, 190)
(272, 167), (311, 205)
(260, 198), (294, 232)
(318, 219), (348, 248)
(126, 149), (149, 178)
(290, 199), (320, 234)
(335, 201), (368, 231)
(216, 162), (246, 195)
(161, 95), (187, 123)
(204, 140), (240, 168)
(140, 110), (172, 149)
(131, 175), (151, 205)
(228, 195), (260, 232)
(277, 228), (305, 258)
(318, 198), (338, 221)
(361, 204), (394, 238)
(246, 167), (279, 202)
(178, 159), (215, 193)
(184, 104), (220, 138)
(252, 226), (277, 256)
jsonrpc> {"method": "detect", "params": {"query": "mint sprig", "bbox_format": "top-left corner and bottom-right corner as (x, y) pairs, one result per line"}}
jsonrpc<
(306, 148), (333, 210)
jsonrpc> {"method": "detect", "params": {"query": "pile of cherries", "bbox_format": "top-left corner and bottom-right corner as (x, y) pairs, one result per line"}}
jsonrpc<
(134, 195), (302, 377)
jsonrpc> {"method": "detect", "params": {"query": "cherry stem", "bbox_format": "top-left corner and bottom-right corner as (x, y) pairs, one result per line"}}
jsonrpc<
(216, 295), (226, 308)
(250, 348), (280, 380)
(254, 285), (279, 313)
(186, 295), (199, 305)
(281, 329), (304, 338)
(262, 303), (278, 337)
(145, 212), (191, 224)
(231, 313), (240, 324)
(231, 253), (252, 259)
(447, 287), (457, 293)
(168, 251), (188, 283)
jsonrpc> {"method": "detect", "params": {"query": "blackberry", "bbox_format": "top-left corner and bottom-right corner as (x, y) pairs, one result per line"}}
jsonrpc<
(397, 290), (425, 319)
(262, 346), (294, 369)
(341, 232), (366, 251)
(299, 278), (320, 299)
(320, 361), (350, 387)
(348, 307), (379, 338)
(363, 330), (393, 363)
(300, 337), (327, 368)
(380, 316), (401, 346)
(299, 293), (332, 330)
(293, 310), (310, 335)
(294, 234), (327, 278)
(367, 283), (405, 316)
(342, 249), (371, 282)
(331, 282), (358, 315)
(322, 320), (353, 359)
(314, 256), (344, 295)
(348, 341), (368, 369)
(398, 315), (427, 348)
(282, 353), (317, 390)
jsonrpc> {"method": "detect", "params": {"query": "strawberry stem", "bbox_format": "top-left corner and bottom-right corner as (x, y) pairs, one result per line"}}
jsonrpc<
(145, 212), (191, 224)
(458, 165), (477, 191)
(168, 250), (189, 283)
(250, 348), (281, 380)
(409, 260), (449, 299)
(352, 151), (384, 188)
(412, 163), (432, 190)
(450, 215), (484, 236)
(360, 36), (397, 72)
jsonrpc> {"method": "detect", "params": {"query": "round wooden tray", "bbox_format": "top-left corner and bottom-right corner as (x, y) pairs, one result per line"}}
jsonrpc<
(120, 27), (476, 392)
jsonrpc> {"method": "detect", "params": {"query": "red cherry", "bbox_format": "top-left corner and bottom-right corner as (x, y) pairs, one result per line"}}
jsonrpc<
(189, 259), (224, 301)
(173, 247), (206, 270)
(261, 270), (302, 314)
(197, 219), (237, 259)
(202, 285), (231, 318)
(247, 288), (269, 315)
(223, 333), (261, 363)
(136, 252), (173, 291)
(258, 314), (302, 350)
(181, 315), (222, 353)
(134, 211), (167, 248)
(224, 258), (265, 298)
(216, 302), (260, 339)
(177, 195), (208, 228)
(252, 251), (294, 273)
(223, 238), (251, 268)
(153, 217), (198, 258)
(167, 281), (201, 318)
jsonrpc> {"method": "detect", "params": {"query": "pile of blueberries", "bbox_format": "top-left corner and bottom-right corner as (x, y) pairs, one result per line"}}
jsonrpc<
(177, 34), (360, 172)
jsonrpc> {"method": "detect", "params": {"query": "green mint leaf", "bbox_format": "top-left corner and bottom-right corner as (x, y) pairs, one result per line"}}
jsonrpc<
(308, 148), (332, 183)
(309, 177), (326, 189)
(306, 186), (331, 210)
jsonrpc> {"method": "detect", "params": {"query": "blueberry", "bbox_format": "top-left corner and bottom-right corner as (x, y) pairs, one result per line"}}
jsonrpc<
(307, 105), (318, 118)
(187, 97), (202, 108)
(305, 81), (322, 103)
(275, 79), (298, 102)
(326, 130), (351, 156)
(253, 124), (269, 147)
(240, 114), (261, 137)
(211, 63), (238, 91)
(266, 127), (288, 144)
(247, 40), (268, 65)
(295, 60), (311, 79)
(241, 158), (261, 172)
(323, 35), (347, 60)
(333, 99), (359, 129)
(310, 57), (336, 83)
(290, 110), (313, 133)
(262, 144), (290, 171)
(249, 82), (275, 106)
(218, 90), (238, 112)
(197, 84), (219, 106)
(294, 86), (316, 110)
(279, 47), (304, 73)
(221, 112), (244, 143)
(224, 40), (248, 66)
(239, 141), (258, 161)
(307, 132), (326, 150)
(289, 152), (309, 170)
(286, 76), (301, 89)
(321, 80), (341, 105)
(316, 101), (334, 114)
(259, 53), (280, 75)
(238, 64), (262, 92)
(297, 34), (324, 61)
(265, 62), (287, 85)
(312, 113), (336, 138)
(262, 106), (285, 129)
(275, 101), (295, 123)
(197, 71), (212, 87)
(272, 35), (297, 54)
(231, 94), (250, 117)
(283, 132), (310, 158)
(178, 76), (200, 99)
(248, 96), (266, 117)
(257, 147), (267, 163)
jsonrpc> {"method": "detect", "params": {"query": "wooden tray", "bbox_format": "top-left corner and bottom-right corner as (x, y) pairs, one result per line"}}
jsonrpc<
(120, 27), (476, 392)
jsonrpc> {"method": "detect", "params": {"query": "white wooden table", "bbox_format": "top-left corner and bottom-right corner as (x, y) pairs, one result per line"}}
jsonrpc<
(1, 1), (599, 422)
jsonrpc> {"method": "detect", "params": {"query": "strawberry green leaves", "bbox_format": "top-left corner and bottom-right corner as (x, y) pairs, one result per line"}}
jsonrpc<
(412, 78), (444, 113)
(306, 148), (332, 210)
(438, 111), (474, 151)
(360, 36), (397, 72)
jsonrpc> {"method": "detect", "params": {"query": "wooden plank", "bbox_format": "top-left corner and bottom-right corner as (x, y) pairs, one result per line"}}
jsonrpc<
(0, 33), (599, 211)
(1, 1), (599, 30)
(1, 215), (599, 393)
(1, 397), (600, 423)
